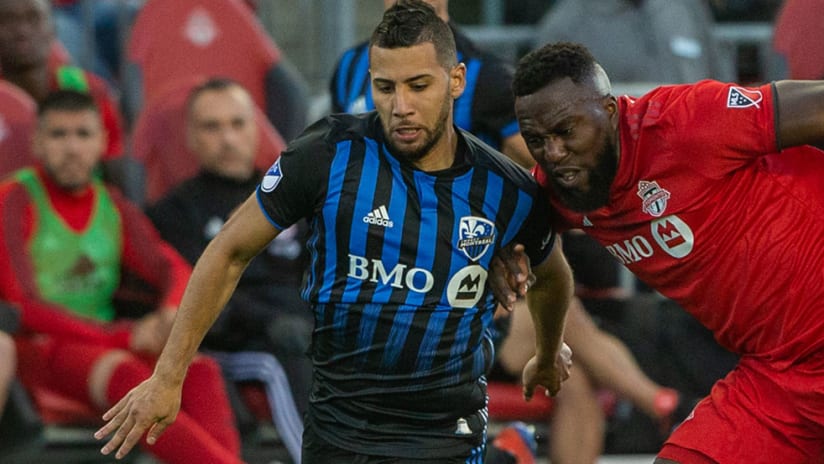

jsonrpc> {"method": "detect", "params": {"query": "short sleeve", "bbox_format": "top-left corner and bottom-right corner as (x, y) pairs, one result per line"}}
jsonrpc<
(512, 191), (556, 266)
(647, 81), (778, 177)
(256, 118), (333, 229)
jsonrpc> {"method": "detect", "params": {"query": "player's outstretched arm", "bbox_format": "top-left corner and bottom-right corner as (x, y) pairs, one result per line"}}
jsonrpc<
(95, 194), (279, 459)
(521, 240), (574, 400)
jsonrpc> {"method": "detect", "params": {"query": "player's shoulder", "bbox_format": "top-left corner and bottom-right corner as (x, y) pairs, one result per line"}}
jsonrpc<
(628, 80), (735, 106)
(282, 112), (379, 160)
(461, 130), (539, 192)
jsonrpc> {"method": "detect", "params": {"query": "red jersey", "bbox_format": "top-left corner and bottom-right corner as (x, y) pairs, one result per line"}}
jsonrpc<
(0, 167), (191, 347)
(536, 80), (824, 367)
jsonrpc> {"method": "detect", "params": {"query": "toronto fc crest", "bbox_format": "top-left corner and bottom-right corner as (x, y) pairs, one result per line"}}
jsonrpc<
(637, 180), (670, 217)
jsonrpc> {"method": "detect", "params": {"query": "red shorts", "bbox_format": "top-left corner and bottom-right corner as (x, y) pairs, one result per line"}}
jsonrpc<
(660, 352), (824, 463)
(16, 337), (153, 407)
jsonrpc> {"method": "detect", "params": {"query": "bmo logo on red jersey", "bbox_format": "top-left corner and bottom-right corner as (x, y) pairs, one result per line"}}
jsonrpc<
(651, 216), (693, 258)
(605, 215), (694, 264)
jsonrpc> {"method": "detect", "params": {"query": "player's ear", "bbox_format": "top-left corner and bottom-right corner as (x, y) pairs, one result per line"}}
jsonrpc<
(450, 62), (466, 100)
(603, 95), (619, 128)
(603, 95), (617, 115)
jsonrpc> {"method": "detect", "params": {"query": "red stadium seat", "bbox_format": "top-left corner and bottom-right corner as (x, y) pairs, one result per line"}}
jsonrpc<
(773, 0), (824, 79)
(132, 75), (286, 204)
(127, 0), (280, 113)
(0, 81), (38, 178)
(487, 381), (554, 422)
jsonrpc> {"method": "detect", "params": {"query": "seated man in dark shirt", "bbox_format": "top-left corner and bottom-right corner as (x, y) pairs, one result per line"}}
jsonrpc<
(145, 78), (311, 463)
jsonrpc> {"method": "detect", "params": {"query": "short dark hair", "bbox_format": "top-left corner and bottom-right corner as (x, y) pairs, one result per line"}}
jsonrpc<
(369, 0), (457, 69)
(185, 77), (243, 116)
(38, 90), (98, 117)
(513, 42), (598, 97)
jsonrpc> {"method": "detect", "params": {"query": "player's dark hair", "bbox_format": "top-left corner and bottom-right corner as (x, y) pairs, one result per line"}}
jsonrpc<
(38, 90), (98, 117)
(370, 0), (457, 69)
(185, 77), (244, 115)
(513, 42), (598, 97)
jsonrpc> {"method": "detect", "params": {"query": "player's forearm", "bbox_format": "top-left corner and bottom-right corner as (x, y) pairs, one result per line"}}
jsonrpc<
(152, 240), (248, 386)
(527, 245), (573, 362)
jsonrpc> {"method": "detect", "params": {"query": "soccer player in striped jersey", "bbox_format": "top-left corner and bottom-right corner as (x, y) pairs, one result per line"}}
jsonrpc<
(96, 2), (574, 462)
(330, 0), (534, 169)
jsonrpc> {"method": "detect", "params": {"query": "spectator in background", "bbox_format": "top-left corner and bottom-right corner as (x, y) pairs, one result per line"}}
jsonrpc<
(50, 0), (144, 86)
(127, 0), (310, 143)
(146, 78), (310, 463)
(330, 0), (535, 168)
(534, 0), (717, 84)
(0, 90), (243, 464)
(0, 0), (138, 200)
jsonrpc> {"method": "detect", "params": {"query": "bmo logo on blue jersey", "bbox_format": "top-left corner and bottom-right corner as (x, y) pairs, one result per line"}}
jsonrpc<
(348, 254), (434, 292)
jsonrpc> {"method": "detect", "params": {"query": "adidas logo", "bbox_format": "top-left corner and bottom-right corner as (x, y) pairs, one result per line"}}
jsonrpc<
(363, 205), (394, 228)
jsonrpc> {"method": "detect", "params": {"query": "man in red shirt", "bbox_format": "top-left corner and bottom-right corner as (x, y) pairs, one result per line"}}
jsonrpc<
(0, 90), (243, 464)
(0, 0), (136, 198)
(501, 41), (824, 463)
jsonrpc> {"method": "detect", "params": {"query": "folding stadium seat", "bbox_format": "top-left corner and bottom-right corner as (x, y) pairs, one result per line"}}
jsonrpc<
(773, 0), (824, 79)
(127, 0), (309, 142)
(0, 81), (38, 178)
(132, 75), (286, 204)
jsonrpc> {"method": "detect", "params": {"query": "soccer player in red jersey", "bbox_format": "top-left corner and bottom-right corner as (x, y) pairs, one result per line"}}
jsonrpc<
(502, 41), (824, 463)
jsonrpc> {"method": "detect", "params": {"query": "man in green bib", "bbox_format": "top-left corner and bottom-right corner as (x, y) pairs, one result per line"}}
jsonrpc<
(0, 90), (245, 464)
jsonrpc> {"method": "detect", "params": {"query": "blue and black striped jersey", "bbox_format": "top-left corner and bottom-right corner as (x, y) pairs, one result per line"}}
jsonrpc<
(256, 112), (554, 458)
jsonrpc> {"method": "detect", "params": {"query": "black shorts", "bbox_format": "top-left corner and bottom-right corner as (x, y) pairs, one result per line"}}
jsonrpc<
(301, 417), (487, 464)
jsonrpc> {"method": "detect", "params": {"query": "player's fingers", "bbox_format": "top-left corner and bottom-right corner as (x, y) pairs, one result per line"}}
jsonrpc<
(544, 378), (561, 397)
(507, 244), (528, 283)
(95, 410), (124, 440)
(99, 410), (135, 455)
(146, 420), (170, 445)
(100, 395), (128, 422)
(115, 418), (152, 459)
(489, 257), (517, 309)
(522, 381), (535, 402)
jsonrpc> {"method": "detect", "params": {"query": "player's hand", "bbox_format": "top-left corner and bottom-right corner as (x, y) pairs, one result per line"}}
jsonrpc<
(522, 342), (572, 400)
(489, 243), (535, 310)
(94, 376), (182, 459)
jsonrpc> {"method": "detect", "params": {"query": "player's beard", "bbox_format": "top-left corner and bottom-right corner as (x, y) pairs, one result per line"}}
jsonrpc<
(385, 96), (451, 164)
(551, 137), (618, 213)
